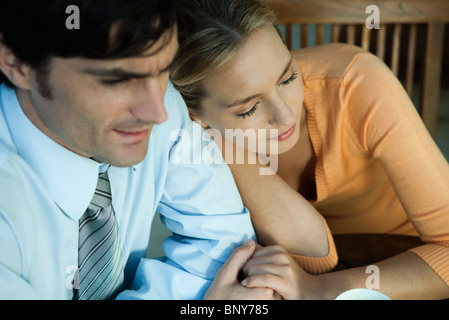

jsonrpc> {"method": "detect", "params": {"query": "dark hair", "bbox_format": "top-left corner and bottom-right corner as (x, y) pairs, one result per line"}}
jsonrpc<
(0, 0), (178, 88)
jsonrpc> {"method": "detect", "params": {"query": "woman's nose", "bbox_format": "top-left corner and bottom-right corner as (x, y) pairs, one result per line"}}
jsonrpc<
(268, 97), (294, 126)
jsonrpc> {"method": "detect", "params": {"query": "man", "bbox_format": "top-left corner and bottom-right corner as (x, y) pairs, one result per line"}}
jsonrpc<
(0, 0), (268, 299)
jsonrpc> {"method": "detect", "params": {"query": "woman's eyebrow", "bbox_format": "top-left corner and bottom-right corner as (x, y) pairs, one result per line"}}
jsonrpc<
(225, 93), (262, 108)
(224, 55), (294, 109)
(278, 55), (294, 83)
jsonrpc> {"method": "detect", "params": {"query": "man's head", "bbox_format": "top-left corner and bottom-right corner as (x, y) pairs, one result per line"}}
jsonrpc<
(0, 0), (180, 166)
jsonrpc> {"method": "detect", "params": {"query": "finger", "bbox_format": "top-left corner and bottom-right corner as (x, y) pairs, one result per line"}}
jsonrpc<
(254, 243), (264, 251)
(272, 292), (283, 300)
(239, 287), (275, 300)
(217, 239), (256, 282)
(241, 274), (292, 299)
(245, 263), (287, 278)
(251, 245), (287, 258)
(242, 251), (290, 275)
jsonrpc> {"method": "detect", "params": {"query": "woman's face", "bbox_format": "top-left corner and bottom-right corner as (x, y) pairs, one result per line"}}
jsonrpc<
(197, 24), (304, 155)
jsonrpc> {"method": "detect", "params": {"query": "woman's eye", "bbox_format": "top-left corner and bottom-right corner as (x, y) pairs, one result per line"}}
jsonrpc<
(281, 71), (298, 86)
(235, 104), (258, 119)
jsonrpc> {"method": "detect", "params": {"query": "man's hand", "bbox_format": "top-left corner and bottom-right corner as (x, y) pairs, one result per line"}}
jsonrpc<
(240, 245), (316, 300)
(204, 240), (279, 300)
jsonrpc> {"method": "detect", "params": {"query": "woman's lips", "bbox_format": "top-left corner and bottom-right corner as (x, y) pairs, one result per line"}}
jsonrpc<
(275, 124), (296, 141)
(113, 128), (150, 144)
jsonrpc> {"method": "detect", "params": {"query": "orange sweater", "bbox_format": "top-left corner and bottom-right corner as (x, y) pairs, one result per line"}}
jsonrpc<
(292, 43), (449, 285)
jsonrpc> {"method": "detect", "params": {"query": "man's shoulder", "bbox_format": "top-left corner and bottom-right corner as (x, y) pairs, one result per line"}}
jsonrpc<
(0, 123), (16, 170)
(0, 85), (17, 167)
(149, 81), (192, 147)
(163, 81), (190, 127)
(0, 147), (36, 199)
(0, 138), (14, 168)
(0, 105), (40, 207)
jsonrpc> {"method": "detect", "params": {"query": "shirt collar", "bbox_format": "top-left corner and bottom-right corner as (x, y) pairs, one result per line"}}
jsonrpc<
(1, 86), (101, 221)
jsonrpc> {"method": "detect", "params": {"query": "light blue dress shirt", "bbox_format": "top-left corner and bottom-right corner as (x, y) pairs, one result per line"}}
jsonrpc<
(0, 82), (256, 299)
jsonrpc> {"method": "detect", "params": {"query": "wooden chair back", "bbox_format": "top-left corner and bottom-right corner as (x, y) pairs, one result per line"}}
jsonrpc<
(263, 0), (449, 139)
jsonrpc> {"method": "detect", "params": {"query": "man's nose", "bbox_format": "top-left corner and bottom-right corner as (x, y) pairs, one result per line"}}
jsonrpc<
(130, 79), (168, 124)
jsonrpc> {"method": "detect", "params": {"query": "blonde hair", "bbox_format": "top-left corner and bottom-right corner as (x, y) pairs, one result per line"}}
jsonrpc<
(171, 0), (276, 113)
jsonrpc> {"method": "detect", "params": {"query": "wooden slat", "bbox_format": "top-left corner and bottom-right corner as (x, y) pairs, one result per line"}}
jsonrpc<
(332, 24), (340, 42)
(285, 24), (293, 49)
(405, 24), (417, 98)
(346, 25), (356, 45)
(263, 0), (449, 24)
(361, 26), (371, 50)
(317, 24), (324, 45)
(391, 24), (402, 76)
(301, 24), (308, 48)
(421, 23), (445, 139)
(376, 25), (386, 61)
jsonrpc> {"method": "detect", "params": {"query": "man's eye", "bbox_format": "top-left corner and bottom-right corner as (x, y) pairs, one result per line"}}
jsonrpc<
(101, 78), (131, 86)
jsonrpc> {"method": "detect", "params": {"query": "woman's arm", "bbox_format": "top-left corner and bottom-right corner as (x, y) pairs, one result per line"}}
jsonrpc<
(223, 141), (338, 275)
(344, 51), (449, 292)
(228, 159), (328, 257)
(241, 245), (449, 299)
(240, 49), (449, 300)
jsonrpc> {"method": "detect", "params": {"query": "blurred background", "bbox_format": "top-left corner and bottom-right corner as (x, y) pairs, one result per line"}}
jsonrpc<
(276, 22), (449, 161)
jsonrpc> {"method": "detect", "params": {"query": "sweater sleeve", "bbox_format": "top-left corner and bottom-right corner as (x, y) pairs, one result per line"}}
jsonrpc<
(291, 215), (338, 274)
(342, 50), (449, 286)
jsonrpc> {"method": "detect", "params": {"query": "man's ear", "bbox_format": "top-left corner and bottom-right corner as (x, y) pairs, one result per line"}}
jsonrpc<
(0, 41), (33, 90)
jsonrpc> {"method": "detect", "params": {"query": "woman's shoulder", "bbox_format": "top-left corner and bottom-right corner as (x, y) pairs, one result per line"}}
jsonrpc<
(293, 43), (373, 81)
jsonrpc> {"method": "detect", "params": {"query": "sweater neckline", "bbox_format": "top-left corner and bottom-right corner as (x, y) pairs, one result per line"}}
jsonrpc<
(300, 74), (328, 202)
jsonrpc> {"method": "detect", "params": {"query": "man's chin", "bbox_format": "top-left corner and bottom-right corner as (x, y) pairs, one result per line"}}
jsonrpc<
(112, 153), (148, 167)
(99, 145), (149, 168)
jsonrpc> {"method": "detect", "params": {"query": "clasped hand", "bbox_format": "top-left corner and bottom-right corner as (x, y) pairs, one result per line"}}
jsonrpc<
(204, 240), (314, 300)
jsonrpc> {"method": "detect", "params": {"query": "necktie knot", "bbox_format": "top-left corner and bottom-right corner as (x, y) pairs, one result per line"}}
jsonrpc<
(88, 171), (112, 210)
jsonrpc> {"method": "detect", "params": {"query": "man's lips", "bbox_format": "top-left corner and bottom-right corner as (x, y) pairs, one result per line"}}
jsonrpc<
(275, 124), (296, 141)
(113, 128), (150, 144)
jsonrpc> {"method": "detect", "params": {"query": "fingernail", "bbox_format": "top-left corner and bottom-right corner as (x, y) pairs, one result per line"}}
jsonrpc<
(244, 239), (253, 246)
(241, 279), (248, 286)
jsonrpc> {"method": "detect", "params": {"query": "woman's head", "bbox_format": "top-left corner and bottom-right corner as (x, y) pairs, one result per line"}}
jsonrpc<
(171, 0), (304, 155)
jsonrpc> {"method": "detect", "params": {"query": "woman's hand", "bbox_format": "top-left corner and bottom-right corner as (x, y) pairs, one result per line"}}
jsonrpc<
(240, 245), (317, 300)
(204, 240), (280, 300)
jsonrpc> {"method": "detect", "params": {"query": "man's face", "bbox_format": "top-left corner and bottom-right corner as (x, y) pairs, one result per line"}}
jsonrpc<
(20, 26), (178, 167)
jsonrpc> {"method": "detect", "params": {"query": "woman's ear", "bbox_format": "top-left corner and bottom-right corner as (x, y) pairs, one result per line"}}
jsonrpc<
(189, 109), (210, 129)
(0, 41), (33, 90)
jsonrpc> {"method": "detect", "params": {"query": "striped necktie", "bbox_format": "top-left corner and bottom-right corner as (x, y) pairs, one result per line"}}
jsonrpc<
(74, 170), (124, 300)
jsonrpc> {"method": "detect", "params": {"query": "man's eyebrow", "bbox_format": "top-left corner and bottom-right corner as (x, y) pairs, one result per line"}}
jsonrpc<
(225, 55), (294, 109)
(81, 59), (175, 78)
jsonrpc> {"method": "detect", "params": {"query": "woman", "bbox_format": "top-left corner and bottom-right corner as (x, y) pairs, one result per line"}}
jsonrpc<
(173, 0), (449, 299)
